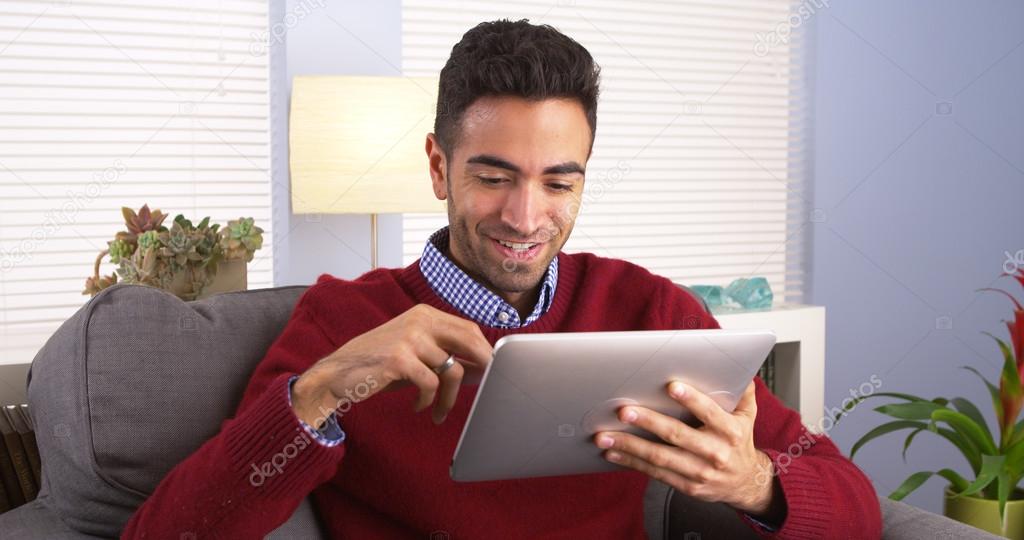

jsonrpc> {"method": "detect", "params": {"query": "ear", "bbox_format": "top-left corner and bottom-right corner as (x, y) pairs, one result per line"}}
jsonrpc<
(425, 133), (448, 201)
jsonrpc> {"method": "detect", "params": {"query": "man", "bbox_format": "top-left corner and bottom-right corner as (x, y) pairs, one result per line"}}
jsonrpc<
(124, 19), (881, 539)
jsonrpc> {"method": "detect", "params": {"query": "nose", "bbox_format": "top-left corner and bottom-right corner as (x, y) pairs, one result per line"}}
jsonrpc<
(500, 181), (543, 238)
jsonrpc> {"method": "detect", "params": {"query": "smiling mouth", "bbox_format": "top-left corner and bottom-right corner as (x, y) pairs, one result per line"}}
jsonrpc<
(490, 237), (543, 261)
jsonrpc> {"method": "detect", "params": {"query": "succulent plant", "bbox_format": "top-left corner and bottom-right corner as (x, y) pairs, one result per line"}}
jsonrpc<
(120, 204), (168, 241)
(82, 272), (117, 296)
(136, 230), (160, 251)
(221, 217), (264, 262)
(159, 221), (200, 269)
(107, 238), (132, 264)
(83, 205), (261, 301)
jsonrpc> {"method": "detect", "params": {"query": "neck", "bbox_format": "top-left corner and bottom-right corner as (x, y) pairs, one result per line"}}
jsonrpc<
(446, 242), (542, 320)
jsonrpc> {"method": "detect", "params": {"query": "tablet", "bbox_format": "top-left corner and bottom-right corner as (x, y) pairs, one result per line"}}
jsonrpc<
(450, 328), (776, 482)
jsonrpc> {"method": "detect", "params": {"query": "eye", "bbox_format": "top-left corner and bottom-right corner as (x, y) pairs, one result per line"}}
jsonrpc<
(478, 176), (507, 185)
(548, 183), (573, 192)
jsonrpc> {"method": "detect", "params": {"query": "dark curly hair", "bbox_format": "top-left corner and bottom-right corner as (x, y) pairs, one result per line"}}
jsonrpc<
(434, 19), (601, 158)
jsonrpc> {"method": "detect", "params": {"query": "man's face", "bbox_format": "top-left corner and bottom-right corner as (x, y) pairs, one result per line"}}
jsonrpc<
(426, 96), (590, 295)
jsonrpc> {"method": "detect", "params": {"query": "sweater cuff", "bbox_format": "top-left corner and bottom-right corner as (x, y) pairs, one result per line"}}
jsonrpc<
(224, 372), (346, 501)
(739, 448), (833, 538)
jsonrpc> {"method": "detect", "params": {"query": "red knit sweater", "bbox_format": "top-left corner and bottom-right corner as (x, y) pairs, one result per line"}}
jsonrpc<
(122, 252), (881, 539)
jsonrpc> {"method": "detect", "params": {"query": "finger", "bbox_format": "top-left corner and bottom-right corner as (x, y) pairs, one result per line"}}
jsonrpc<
(430, 354), (465, 425)
(733, 380), (758, 419)
(400, 353), (440, 413)
(595, 431), (707, 481)
(408, 340), (466, 424)
(424, 308), (494, 367)
(667, 380), (735, 437)
(617, 406), (723, 464)
(599, 442), (701, 498)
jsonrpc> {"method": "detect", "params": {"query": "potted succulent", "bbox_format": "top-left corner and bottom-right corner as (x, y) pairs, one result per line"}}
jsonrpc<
(83, 204), (264, 301)
(839, 269), (1024, 538)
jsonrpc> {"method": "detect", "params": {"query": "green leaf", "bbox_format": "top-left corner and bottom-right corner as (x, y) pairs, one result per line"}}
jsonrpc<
(951, 397), (996, 453)
(927, 421), (983, 474)
(933, 409), (999, 456)
(902, 427), (926, 462)
(876, 401), (946, 420)
(1011, 418), (1024, 448)
(888, 469), (971, 501)
(850, 420), (925, 459)
(834, 391), (929, 420)
(937, 468), (971, 494)
(997, 472), (1011, 527)
(961, 366), (1004, 429)
(1006, 437), (1024, 478)
(889, 471), (935, 501)
(951, 454), (1005, 498)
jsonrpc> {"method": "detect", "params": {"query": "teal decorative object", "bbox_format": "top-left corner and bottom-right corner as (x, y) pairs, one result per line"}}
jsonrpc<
(725, 277), (773, 310)
(690, 285), (724, 308)
(691, 277), (773, 313)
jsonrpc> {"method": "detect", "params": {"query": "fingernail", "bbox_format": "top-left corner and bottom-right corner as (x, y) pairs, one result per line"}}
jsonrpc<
(622, 408), (638, 423)
(597, 434), (614, 448)
(606, 451), (622, 462)
(670, 382), (686, 398)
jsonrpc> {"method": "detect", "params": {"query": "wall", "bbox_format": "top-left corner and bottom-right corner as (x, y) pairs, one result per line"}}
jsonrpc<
(270, 0), (405, 286)
(812, 0), (1024, 514)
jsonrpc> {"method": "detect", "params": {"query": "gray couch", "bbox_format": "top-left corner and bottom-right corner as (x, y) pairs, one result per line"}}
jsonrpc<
(0, 284), (1000, 539)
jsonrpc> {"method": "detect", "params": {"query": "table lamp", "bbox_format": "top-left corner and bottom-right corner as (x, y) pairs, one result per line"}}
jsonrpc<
(289, 75), (446, 268)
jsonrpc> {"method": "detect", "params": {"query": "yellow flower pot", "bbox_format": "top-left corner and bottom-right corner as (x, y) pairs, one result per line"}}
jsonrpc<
(943, 486), (1024, 539)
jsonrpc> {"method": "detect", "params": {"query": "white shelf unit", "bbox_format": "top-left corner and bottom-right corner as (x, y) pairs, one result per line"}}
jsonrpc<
(714, 304), (826, 432)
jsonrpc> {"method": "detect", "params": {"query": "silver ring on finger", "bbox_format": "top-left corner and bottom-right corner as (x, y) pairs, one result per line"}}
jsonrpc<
(433, 354), (456, 375)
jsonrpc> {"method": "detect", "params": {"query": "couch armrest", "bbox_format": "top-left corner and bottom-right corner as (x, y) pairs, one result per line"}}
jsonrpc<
(643, 479), (1003, 540)
(0, 496), (325, 539)
(880, 497), (1002, 540)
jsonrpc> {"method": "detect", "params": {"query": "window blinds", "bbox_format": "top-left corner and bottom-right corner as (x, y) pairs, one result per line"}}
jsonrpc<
(400, 0), (810, 304)
(0, 0), (272, 365)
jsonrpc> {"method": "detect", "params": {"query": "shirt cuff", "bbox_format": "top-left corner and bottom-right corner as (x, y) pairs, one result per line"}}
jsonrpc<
(744, 513), (779, 532)
(287, 375), (346, 447)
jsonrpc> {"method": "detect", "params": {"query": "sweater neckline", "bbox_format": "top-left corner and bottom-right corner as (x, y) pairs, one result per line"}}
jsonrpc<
(396, 251), (579, 341)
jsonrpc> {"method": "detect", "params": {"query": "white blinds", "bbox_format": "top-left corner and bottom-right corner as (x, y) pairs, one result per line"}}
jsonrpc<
(401, 0), (809, 303)
(0, 0), (272, 365)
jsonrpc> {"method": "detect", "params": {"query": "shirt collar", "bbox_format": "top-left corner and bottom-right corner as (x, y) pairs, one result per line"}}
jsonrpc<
(418, 226), (558, 328)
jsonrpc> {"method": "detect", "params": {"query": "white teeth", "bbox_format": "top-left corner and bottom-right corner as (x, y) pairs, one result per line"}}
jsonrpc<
(498, 240), (537, 251)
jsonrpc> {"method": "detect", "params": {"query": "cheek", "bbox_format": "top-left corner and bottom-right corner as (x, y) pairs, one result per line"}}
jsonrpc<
(461, 191), (504, 221)
(553, 198), (580, 227)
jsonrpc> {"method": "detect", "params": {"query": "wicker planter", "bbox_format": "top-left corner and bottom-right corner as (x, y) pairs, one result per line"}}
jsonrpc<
(169, 258), (248, 299)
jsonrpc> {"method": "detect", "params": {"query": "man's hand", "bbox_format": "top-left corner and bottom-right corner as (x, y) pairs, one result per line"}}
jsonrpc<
(593, 380), (785, 523)
(291, 304), (493, 428)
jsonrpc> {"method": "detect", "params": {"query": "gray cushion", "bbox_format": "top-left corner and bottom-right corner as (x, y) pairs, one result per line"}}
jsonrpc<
(9, 283), (316, 538)
(0, 498), (104, 539)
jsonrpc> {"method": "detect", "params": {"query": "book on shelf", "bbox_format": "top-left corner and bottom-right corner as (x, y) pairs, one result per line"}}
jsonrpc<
(757, 349), (776, 394)
(0, 403), (40, 514)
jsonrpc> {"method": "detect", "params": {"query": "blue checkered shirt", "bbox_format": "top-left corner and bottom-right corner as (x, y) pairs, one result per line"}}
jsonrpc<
(291, 226), (558, 447)
(419, 227), (558, 328)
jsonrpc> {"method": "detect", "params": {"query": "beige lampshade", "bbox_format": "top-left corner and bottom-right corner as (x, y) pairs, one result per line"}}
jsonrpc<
(289, 75), (447, 214)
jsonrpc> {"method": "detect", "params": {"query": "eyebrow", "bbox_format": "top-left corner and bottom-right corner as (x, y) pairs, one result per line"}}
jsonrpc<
(466, 154), (585, 176)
